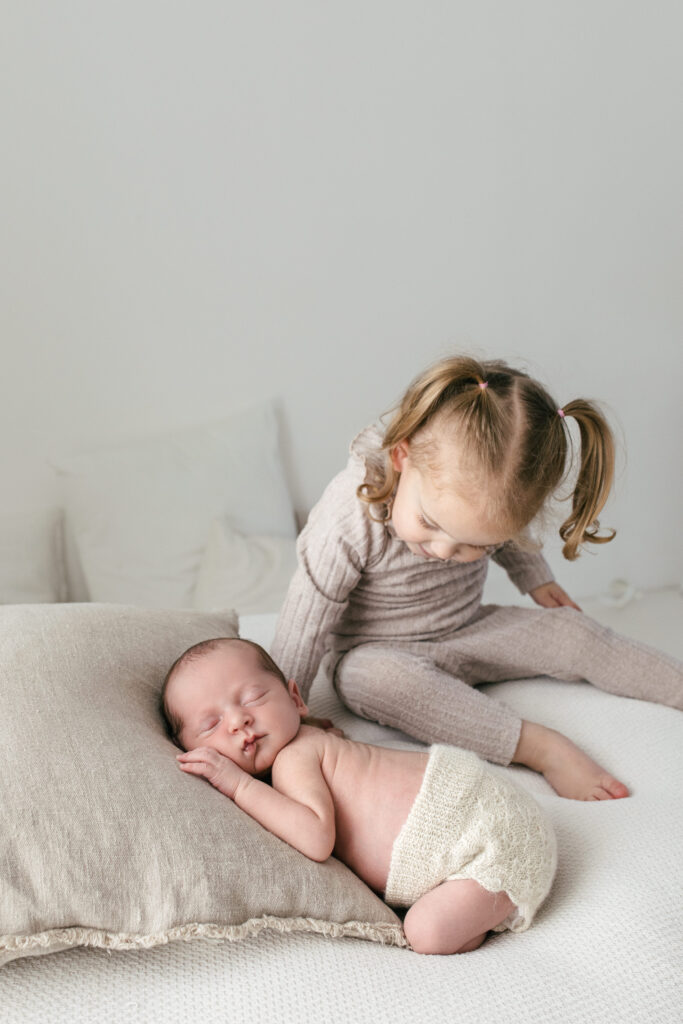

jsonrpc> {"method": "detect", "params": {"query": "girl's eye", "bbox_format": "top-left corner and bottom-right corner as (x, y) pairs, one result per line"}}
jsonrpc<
(417, 515), (436, 530)
(201, 718), (219, 734)
(244, 693), (264, 706)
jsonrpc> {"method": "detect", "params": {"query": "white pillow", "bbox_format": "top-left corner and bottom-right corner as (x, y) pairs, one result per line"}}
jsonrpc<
(52, 403), (296, 609)
(0, 507), (66, 603)
(193, 518), (298, 615)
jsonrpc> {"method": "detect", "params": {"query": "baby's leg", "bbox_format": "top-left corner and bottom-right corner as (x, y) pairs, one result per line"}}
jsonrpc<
(335, 645), (522, 765)
(403, 879), (515, 955)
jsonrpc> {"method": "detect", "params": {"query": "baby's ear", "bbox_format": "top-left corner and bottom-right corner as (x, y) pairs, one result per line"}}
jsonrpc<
(287, 679), (309, 717)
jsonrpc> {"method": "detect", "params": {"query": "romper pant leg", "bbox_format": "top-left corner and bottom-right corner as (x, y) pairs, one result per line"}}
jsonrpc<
(335, 606), (682, 769)
(430, 605), (683, 711)
(334, 645), (522, 765)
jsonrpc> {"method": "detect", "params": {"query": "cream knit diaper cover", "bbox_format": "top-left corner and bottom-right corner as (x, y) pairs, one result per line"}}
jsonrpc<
(384, 745), (557, 932)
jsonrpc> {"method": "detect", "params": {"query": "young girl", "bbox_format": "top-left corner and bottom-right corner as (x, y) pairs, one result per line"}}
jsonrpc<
(271, 356), (682, 800)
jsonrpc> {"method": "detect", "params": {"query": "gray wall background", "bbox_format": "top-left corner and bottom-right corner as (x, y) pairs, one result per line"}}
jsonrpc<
(2, 2), (681, 599)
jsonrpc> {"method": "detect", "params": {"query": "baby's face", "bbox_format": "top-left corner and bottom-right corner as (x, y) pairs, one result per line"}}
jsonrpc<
(166, 640), (307, 775)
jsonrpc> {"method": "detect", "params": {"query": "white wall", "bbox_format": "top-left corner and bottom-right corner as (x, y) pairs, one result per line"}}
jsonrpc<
(2, 2), (681, 598)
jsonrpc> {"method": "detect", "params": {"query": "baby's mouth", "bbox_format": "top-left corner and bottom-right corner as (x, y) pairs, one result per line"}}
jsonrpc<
(242, 735), (261, 754)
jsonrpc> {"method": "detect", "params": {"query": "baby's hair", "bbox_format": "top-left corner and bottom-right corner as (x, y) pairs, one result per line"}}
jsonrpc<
(358, 355), (616, 560)
(159, 636), (287, 748)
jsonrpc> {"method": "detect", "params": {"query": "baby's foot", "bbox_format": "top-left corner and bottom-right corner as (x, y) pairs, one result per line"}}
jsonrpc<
(515, 722), (630, 801)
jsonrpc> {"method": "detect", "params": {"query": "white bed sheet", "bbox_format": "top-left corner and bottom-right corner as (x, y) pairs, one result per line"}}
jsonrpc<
(2, 598), (682, 1024)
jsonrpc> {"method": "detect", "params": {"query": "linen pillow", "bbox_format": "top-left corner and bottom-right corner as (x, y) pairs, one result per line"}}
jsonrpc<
(0, 603), (403, 967)
(193, 518), (298, 615)
(51, 402), (297, 608)
(0, 507), (66, 603)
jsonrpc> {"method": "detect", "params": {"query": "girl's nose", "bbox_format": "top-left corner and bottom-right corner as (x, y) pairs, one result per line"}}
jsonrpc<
(431, 539), (460, 560)
(433, 541), (484, 563)
(452, 545), (486, 563)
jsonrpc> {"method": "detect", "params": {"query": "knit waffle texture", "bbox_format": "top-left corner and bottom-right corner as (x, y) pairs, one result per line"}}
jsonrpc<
(384, 745), (557, 930)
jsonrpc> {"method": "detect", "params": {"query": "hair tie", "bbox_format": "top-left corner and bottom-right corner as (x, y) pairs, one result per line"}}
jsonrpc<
(478, 381), (488, 390)
(557, 408), (565, 418)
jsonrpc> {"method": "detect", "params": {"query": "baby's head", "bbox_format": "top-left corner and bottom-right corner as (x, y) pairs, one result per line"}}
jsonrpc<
(160, 637), (308, 776)
(359, 355), (615, 561)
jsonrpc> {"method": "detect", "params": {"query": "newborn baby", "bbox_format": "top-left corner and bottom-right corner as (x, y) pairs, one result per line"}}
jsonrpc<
(161, 637), (556, 955)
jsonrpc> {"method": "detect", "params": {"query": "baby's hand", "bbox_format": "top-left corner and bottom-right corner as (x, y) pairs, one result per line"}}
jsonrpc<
(176, 747), (247, 800)
(529, 581), (582, 611)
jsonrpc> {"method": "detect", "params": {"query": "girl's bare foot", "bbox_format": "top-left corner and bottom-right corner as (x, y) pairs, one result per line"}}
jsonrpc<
(514, 721), (630, 801)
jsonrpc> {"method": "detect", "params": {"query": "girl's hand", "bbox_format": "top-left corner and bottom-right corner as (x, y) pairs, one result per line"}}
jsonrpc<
(176, 747), (248, 799)
(529, 581), (582, 611)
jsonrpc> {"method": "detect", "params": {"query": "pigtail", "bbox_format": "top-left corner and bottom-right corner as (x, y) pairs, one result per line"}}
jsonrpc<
(557, 400), (616, 561)
(357, 356), (512, 518)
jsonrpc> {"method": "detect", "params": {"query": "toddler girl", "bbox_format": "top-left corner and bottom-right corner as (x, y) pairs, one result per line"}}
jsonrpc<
(271, 356), (682, 800)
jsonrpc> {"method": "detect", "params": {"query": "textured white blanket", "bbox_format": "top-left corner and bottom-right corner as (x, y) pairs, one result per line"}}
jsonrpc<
(2, 605), (681, 1024)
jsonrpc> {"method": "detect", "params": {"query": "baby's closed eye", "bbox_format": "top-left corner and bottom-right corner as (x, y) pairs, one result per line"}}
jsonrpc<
(243, 692), (265, 705)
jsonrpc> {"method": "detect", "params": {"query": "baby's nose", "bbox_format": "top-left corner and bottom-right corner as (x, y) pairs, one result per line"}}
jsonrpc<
(228, 709), (252, 731)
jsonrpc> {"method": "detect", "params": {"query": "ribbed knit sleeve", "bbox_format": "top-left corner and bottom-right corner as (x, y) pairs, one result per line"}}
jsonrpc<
(270, 451), (386, 700)
(491, 541), (554, 595)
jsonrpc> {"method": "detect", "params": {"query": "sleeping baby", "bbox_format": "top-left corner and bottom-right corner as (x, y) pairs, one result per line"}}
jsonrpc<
(160, 637), (556, 954)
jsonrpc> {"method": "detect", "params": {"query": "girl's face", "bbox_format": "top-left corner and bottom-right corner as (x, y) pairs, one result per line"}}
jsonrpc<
(389, 440), (509, 563)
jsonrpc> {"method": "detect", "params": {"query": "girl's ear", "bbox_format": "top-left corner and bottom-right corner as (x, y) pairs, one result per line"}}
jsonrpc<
(288, 679), (309, 717)
(390, 440), (410, 472)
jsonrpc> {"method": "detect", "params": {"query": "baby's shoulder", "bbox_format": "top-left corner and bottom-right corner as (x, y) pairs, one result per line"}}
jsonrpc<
(274, 726), (327, 768)
(271, 728), (336, 792)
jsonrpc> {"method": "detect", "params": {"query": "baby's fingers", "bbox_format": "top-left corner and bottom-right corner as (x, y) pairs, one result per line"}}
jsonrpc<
(177, 747), (219, 765)
(177, 759), (211, 777)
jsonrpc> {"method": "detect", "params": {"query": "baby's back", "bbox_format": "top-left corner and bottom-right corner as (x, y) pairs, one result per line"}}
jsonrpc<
(276, 729), (556, 933)
(317, 732), (429, 894)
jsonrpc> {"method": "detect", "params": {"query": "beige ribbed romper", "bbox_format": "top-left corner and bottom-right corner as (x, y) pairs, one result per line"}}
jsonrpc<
(271, 426), (683, 764)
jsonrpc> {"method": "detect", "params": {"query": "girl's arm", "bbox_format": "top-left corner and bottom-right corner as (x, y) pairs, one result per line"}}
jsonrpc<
(177, 741), (335, 862)
(491, 539), (555, 595)
(528, 580), (581, 610)
(492, 543), (581, 609)
(271, 458), (383, 700)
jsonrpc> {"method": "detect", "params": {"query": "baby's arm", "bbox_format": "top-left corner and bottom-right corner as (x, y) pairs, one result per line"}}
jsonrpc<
(177, 740), (335, 862)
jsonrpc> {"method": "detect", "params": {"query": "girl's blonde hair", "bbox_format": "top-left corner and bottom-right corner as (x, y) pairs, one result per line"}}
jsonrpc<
(358, 355), (616, 561)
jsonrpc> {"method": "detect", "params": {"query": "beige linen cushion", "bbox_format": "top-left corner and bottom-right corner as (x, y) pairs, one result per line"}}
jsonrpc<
(0, 604), (403, 966)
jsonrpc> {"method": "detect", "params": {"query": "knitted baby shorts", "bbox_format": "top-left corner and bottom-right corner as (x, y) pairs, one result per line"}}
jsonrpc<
(384, 744), (557, 932)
